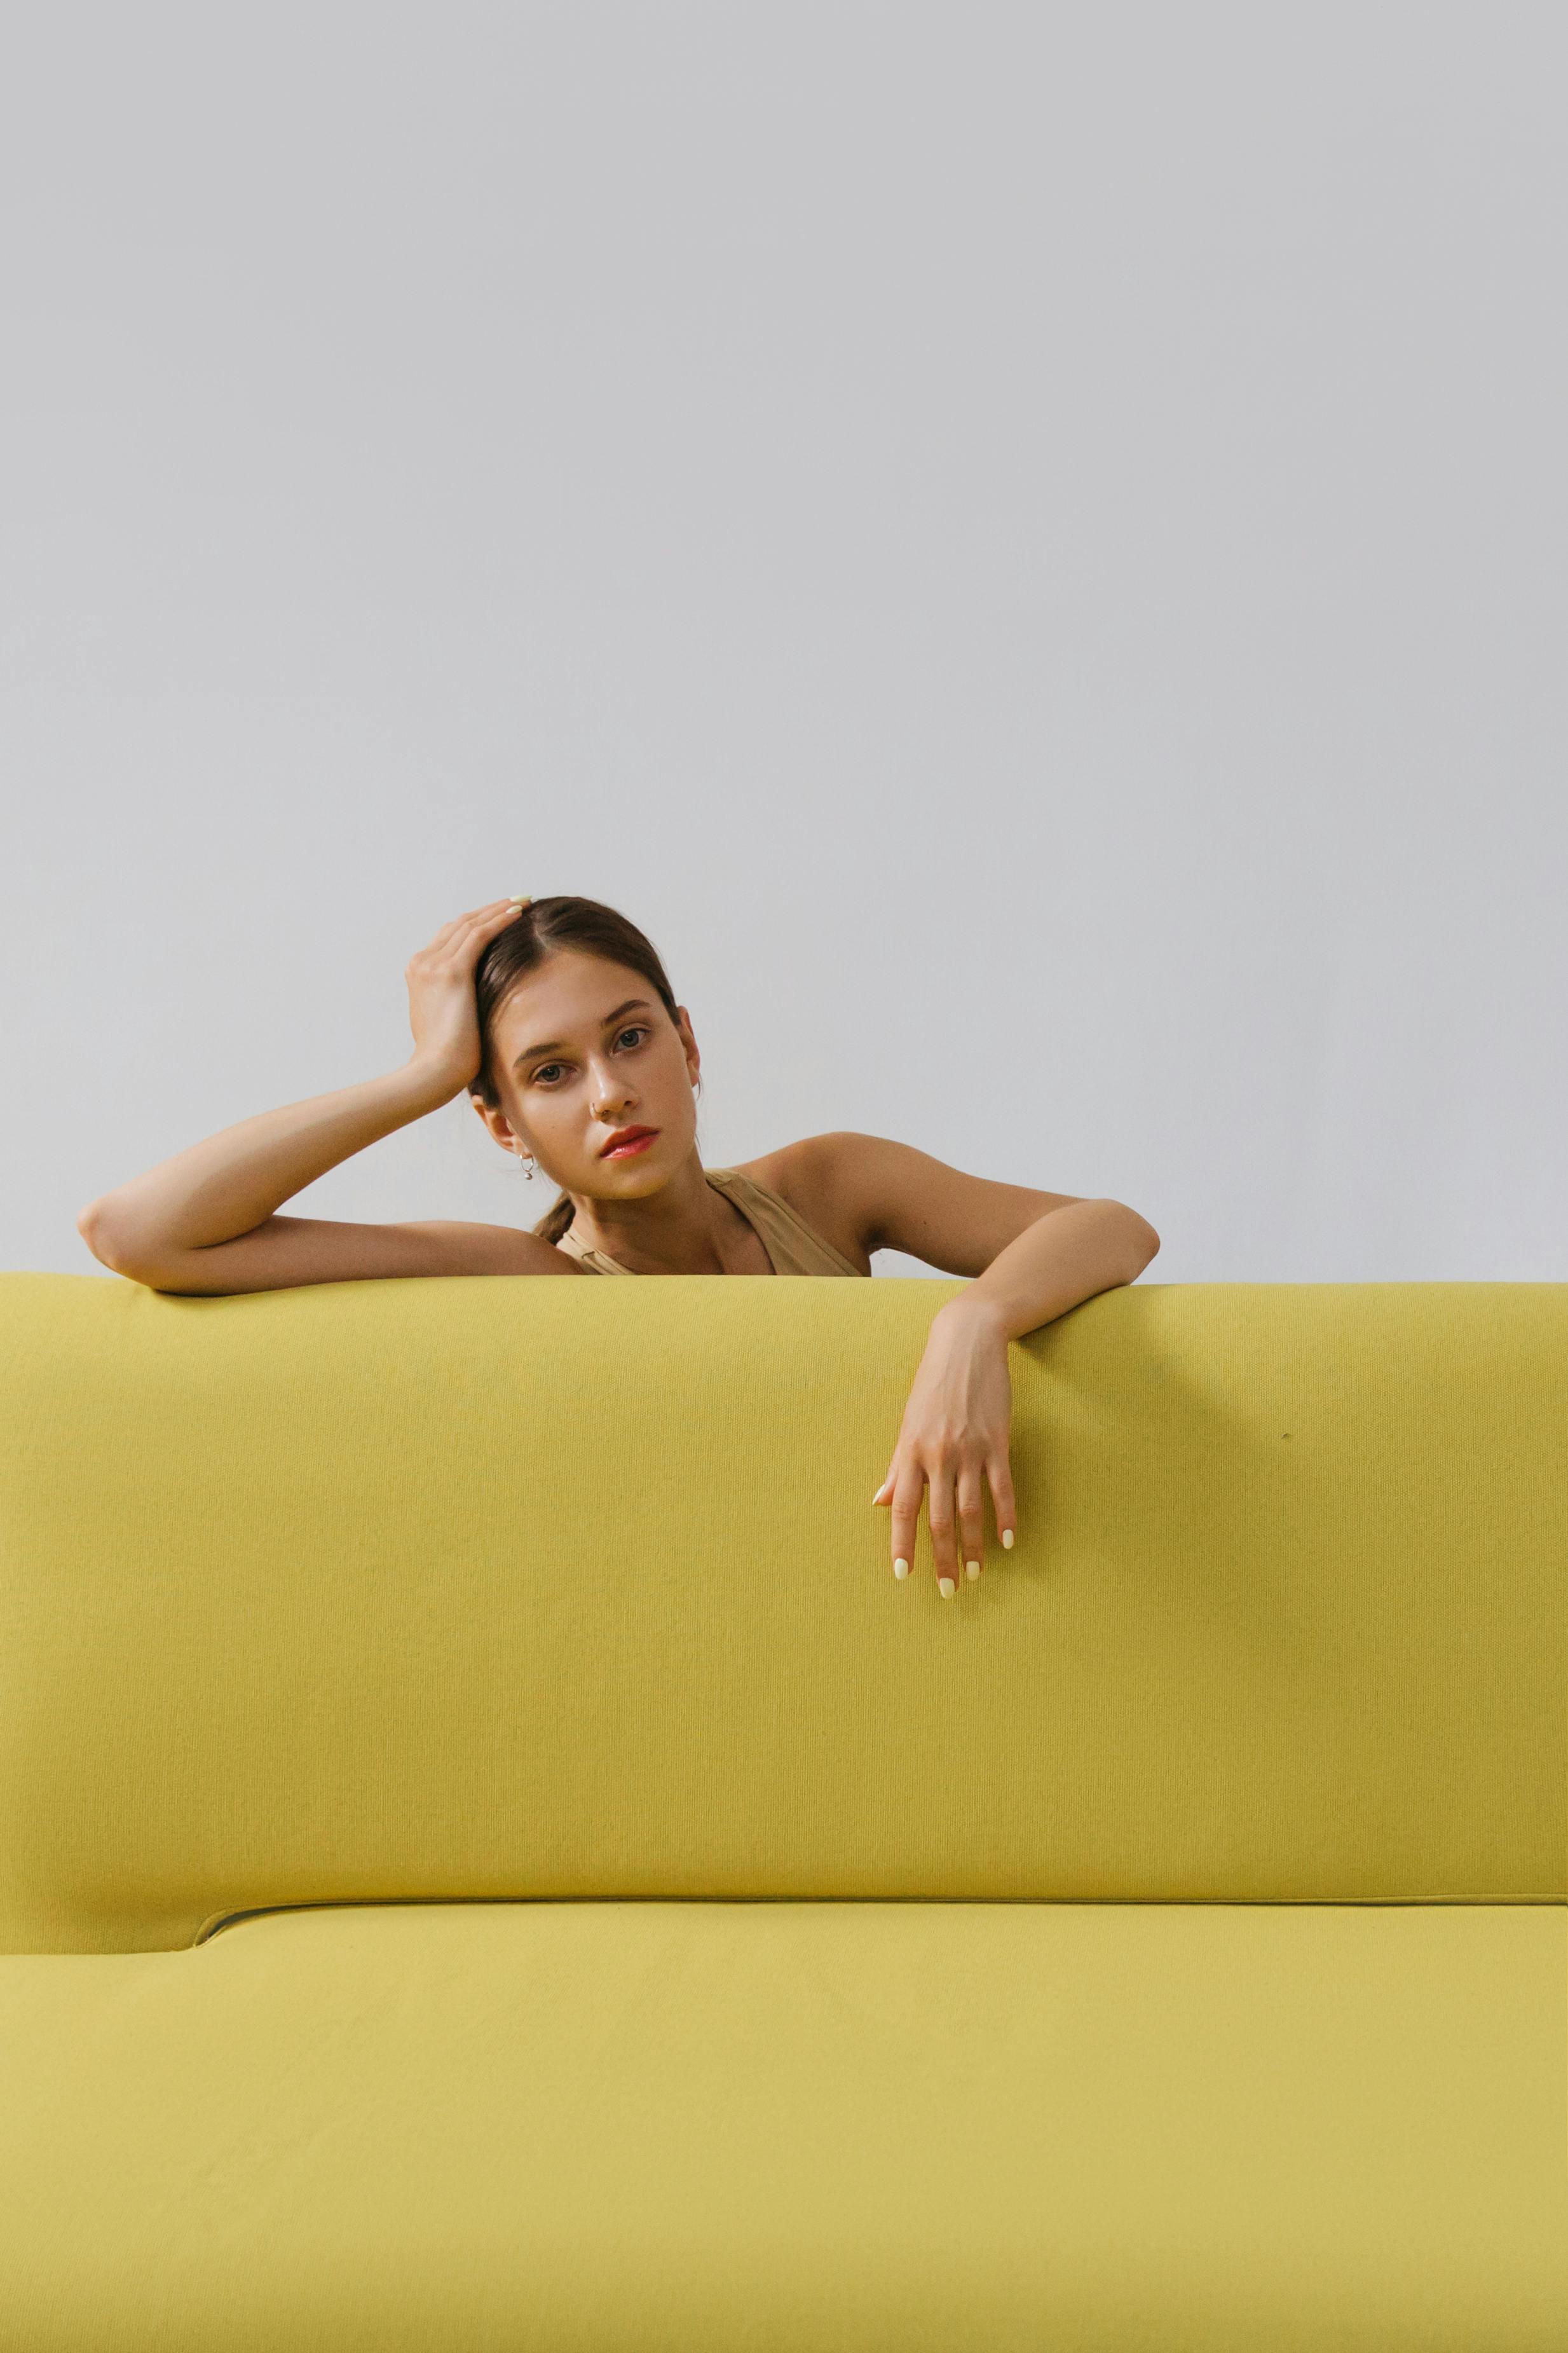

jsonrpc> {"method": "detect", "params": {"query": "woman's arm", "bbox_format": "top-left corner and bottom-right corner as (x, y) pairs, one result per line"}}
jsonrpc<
(948, 1194), (1160, 1336)
(799, 1134), (1160, 1596)
(76, 1061), (578, 1293)
(79, 1061), (468, 1268)
(872, 1205), (1157, 1595)
(76, 898), (577, 1294)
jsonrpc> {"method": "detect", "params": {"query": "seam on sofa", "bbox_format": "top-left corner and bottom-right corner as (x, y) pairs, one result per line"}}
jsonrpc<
(191, 1891), (1568, 1946)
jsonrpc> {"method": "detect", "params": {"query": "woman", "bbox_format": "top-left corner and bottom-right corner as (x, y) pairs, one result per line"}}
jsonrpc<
(78, 893), (1160, 1598)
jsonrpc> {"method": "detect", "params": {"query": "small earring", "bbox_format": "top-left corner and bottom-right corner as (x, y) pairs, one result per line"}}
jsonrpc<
(512, 1144), (536, 1179)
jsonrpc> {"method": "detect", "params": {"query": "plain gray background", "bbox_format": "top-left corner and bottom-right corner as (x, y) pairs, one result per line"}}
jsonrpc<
(4, 5), (1564, 1282)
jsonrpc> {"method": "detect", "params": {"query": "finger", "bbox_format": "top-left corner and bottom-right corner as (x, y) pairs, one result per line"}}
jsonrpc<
(450, 903), (523, 946)
(449, 899), (519, 930)
(985, 1452), (1018, 1553)
(475, 902), (531, 940)
(417, 916), (472, 954)
(889, 1461), (924, 1582)
(439, 906), (527, 968)
(925, 1458), (960, 1597)
(418, 904), (514, 957)
(957, 1458), (986, 1581)
(871, 1471), (894, 1507)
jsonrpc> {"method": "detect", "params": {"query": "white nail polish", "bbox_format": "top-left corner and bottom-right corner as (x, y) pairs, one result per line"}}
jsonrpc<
(1002, 1530), (1014, 1550)
(965, 1560), (980, 1580)
(938, 1576), (955, 1598)
(894, 1558), (910, 1579)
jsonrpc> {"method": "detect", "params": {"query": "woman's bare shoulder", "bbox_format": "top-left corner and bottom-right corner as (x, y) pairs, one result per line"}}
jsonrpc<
(728, 1132), (1098, 1275)
(725, 1134), (876, 1268)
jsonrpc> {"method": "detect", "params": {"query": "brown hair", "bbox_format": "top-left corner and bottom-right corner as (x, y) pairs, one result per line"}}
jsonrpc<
(468, 894), (695, 1245)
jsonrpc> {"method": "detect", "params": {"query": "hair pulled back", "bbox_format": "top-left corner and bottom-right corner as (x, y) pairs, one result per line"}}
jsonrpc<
(469, 894), (690, 1245)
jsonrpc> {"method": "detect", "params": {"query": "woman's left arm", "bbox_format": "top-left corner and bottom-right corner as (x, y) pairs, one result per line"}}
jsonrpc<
(795, 1135), (1159, 1596)
(873, 1200), (1158, 1593)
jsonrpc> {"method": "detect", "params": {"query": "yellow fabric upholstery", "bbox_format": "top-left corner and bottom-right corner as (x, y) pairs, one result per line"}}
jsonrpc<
(0, 1272), (1563, 1955)
(0, 1899), (1561, 2351)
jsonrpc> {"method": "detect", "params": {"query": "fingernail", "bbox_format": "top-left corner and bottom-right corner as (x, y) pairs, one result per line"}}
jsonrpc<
(937, 1576), (955, 1598)
(894, 1558), (910, 1579)
(1002, 1530), (1014, 1550)
(965, 1560), (980, 1581)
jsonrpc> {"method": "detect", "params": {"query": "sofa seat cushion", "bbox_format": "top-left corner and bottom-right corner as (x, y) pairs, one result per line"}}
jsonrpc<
(1, 1899), (1561, 2352)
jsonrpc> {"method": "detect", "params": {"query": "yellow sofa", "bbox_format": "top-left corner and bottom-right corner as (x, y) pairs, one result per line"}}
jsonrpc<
(0, 1268), (1562, 2350)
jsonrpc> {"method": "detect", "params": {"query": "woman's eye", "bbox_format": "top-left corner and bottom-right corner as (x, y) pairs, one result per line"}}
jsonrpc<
(533, 1031), (643, 1085)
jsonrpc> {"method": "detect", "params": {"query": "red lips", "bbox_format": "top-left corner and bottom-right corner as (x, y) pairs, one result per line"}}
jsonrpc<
(599, 1127), (658, 1158)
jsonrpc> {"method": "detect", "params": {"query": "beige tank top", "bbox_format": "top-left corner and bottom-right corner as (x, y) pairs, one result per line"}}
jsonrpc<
(550, 1165), (866, 1278)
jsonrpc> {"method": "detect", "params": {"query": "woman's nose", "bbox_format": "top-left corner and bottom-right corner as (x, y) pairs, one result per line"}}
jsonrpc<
(589, 1067), (635, 1120)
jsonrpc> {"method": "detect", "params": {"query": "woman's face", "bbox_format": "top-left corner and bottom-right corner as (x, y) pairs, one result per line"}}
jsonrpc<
(475, 950), (701, 1199)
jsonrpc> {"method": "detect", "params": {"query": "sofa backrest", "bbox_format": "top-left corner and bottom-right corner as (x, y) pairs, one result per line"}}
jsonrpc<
(0, 1270), (1562, 1952)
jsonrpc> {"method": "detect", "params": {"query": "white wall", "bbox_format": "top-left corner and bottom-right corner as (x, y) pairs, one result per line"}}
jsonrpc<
(4, 5), (1564, 1282)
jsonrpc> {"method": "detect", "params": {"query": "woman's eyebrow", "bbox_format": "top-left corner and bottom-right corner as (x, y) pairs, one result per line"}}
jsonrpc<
(511, 999), (656, 1073)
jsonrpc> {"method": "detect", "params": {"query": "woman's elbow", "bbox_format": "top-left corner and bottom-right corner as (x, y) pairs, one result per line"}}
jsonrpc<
(77, 1200), (155, 1281)
(1106, 1202), (1161, 1276)
(76, 1199), (121, 1267)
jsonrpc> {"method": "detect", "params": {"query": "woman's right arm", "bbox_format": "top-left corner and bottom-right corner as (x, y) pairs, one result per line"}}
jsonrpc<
(76, 898), (580, 1295)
